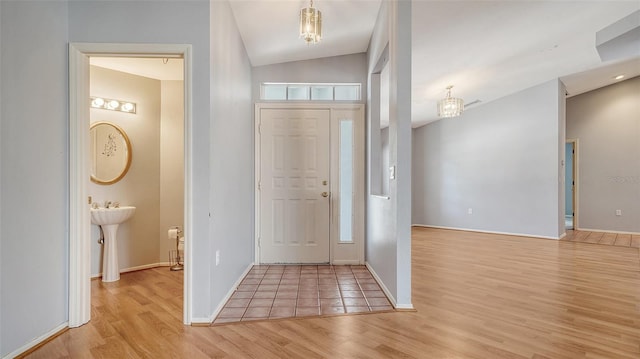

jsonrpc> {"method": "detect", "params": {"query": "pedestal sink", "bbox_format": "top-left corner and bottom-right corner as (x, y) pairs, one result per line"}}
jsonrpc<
(91, 206), (136, 282)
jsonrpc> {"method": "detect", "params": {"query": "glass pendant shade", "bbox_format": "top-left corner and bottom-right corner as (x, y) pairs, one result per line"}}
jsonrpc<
(300, 1), (322, 44)
(437, 86), (464, 118)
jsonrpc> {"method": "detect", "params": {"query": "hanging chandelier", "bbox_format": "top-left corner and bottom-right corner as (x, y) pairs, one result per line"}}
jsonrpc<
(300, 0), (322, 45)
(437, 86), (464, 118)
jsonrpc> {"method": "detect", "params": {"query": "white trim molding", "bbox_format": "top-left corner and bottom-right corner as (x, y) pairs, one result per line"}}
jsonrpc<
(366, 262), (414, 310)
(412, 224), (563, 240)
(191, 263), (254, 325)
(2, 322), (68, 359)
(69, 43), (194, 327)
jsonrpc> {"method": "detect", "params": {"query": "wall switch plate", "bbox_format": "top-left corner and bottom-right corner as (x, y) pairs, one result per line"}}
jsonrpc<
(468, 208), (473, 215)
(615, 209), (622, 216)
(215, 250), (220, 266)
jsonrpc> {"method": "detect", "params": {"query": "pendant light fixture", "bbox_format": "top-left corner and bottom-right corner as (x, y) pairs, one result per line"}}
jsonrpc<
(437, 86), (464, 118)
(300, 0), (322, 45)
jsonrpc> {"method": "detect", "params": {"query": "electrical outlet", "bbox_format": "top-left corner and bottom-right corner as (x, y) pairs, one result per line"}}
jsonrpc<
(615, 209), (622, 216)
(215, 250), (220, 266)
(468, 208), (473, 215)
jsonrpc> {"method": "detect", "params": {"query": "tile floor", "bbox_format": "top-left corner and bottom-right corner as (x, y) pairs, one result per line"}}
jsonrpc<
(213, 265), (394, 324)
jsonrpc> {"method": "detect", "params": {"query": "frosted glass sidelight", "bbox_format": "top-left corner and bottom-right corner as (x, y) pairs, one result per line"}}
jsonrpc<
(339, 120), (354, 242)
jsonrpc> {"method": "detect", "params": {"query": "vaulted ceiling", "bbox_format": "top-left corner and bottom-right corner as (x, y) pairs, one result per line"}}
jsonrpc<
(92, 1), (640, 128)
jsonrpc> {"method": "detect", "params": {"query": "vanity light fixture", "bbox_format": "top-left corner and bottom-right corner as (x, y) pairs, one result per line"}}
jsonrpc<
(300, 0), (322, 45)
(437, 85), (464, 118)
(90, 96), (137, 114)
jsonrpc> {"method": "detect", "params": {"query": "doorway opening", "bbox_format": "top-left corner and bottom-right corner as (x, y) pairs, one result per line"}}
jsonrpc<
(254, 103), (365, 265)
(69, 43), (193, 327)
(565, 140), (577, 230)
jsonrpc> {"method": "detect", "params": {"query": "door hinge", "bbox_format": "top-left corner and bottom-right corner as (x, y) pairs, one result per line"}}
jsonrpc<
(257, 237), (261, 247)
(258, 123), (261, 134)
(258, 180), (261, 191)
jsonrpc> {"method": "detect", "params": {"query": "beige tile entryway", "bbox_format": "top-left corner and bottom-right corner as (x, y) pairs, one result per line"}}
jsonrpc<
(213, 265), (393, 324)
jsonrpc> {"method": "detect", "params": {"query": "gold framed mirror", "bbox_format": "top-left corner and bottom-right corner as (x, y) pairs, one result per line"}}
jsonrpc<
(90, 122), (132, 185)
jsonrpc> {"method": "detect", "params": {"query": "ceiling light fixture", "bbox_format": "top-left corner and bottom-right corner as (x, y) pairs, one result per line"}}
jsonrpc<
(300, 0), (322, 45)
(614, 75), (625, 80)
(91, 96), (137, 114)
(437, 86), (464, 118)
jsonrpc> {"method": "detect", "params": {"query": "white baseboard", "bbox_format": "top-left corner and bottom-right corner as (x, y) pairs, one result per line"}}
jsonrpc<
(412, 224), (562, 240)
(576, 227), (640, 236)
(3, 322), (68, 359)
(365, 262), (414, 310)
(332, 259), (363, 265)
(191, 262), (255, 325)
(91, 262), (172, 279)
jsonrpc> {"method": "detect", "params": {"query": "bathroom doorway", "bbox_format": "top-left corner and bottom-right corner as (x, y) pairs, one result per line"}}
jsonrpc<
(69, 44), (193, 327)
(565, 140), (577, 230)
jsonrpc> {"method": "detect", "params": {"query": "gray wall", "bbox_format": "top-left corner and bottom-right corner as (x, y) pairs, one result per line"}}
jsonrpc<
(366, 0), (412, 307)
(412, 79), (565, 239)
(567, 76), (640, 233)
(209, 0), (255, 320)
(1, 0), (254, 355)
(251, 53), (368, 102)
(1, 2), (69, 355)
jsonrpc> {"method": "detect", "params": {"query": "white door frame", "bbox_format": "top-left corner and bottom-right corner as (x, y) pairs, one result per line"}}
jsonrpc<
(69, 43), (193, 327)
(566, 139), (579, 229)
(254, 103), (365, 265)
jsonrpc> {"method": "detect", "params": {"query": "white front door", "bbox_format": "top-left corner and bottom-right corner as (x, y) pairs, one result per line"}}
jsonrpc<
(259, 108), (331, 263)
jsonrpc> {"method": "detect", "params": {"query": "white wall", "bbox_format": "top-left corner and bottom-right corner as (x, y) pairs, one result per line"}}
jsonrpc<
(366, 0), (412, 308)
(160, 80), (185, 263)
(567, 76), (640, 233)
(0, 1), (69, 356)
(412, 79), (565, 239)
(209, 0), (255, 321)
(251, 53), (368, 101)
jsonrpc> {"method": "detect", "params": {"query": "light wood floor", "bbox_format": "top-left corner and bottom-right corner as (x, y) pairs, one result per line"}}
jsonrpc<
(562, 229), (640, 248)
(26, 228), (640, 358)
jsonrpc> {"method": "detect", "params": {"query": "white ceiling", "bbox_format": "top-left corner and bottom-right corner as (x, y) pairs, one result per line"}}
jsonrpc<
(410, 1), (640, 127)
(90, 57), (184, 81)
(229, 0), (382, 66)
(90, 1), (640, 128)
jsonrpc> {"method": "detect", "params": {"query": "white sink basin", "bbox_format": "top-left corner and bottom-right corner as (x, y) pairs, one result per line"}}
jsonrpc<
(90, 206), (135, 282)
(91, 206), (136, 225)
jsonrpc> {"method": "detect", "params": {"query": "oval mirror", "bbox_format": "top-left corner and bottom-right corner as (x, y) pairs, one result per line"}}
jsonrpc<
(90, 122), (132, 185)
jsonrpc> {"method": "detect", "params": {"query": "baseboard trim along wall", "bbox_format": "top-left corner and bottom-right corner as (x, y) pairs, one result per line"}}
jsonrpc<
(6, 322), (68, 359)
(412, 224), (562, 240)
(365, 262), (414, 310)
(90, 262), (172, 279)
(191, 262), (254, 325)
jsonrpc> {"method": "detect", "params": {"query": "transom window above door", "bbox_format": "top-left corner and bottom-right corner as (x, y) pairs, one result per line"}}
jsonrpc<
(261, 83), (361, 101)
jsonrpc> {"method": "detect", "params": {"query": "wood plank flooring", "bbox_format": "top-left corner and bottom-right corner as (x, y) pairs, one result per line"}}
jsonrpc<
(26, 228), (640, 358)
(562, 229), (640, 248)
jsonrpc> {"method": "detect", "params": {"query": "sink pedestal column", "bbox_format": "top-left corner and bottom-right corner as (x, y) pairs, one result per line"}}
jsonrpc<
(101, 224), (121, 282)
